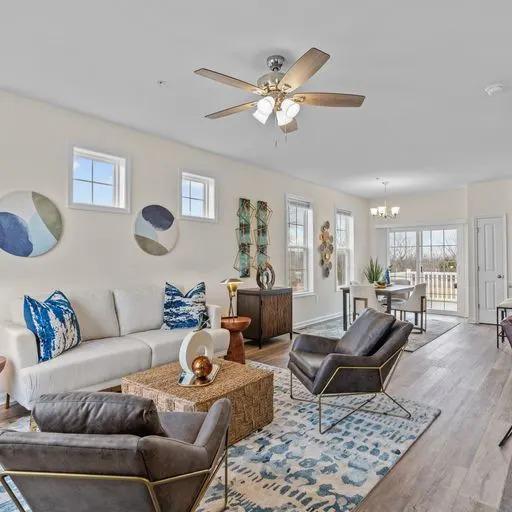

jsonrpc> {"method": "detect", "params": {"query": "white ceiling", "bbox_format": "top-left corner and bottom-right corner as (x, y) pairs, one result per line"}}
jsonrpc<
(1, 0), (511, 198)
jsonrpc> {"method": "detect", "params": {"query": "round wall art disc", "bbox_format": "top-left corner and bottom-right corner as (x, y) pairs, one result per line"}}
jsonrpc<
(0, 191), (62, 257)
(134, 204), (178, 255)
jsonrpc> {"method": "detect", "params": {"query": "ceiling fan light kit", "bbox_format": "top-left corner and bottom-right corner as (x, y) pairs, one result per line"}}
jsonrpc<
(194, 47), (365, 134)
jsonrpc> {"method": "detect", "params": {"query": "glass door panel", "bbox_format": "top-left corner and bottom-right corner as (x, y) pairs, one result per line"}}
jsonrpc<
(388, 226), (459, 313)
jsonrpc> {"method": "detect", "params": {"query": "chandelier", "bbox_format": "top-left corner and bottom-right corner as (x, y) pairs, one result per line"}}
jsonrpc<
(370, 181), (400, 219)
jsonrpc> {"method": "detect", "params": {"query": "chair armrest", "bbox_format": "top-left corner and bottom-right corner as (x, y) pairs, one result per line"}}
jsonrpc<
(0, 322), (38, 369)
(291, 334), (337, 355)
(207, 304), (222, 329)
(138, 435), (210, 481)
(313, 352), (381, 395)
(195, 398), (231, 461)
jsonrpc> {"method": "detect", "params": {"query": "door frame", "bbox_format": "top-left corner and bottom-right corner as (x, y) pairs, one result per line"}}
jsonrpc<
(474, 214), (508, 323)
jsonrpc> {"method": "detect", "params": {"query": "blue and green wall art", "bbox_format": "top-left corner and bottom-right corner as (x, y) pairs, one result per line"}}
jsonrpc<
(0, 191), (62, 257)
(134, 204), (179, 256)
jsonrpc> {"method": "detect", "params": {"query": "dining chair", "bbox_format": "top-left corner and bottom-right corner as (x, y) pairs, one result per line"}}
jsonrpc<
(393, 283), (427, 332)
(381, 278), (411, 310)
(393, 279), (412, 299)
(350, 285), (386, 321)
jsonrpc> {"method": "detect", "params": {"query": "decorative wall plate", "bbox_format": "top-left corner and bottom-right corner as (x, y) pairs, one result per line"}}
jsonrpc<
(0, 191), (62, 257)
(134, 204), (178, 255)
(319, 220), (334, 277)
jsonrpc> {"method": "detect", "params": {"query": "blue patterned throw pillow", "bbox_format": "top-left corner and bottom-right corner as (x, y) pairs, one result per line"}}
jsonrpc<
(24, 291), (81, 362)
(162, 282), (209, 330)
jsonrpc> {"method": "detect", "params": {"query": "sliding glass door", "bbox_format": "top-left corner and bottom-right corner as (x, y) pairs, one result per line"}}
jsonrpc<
(388, 226), (460, 313)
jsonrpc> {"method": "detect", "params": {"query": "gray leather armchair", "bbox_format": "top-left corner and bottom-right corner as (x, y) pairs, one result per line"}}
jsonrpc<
(0, 392), (231, 512)
(289, 308), (413, 433)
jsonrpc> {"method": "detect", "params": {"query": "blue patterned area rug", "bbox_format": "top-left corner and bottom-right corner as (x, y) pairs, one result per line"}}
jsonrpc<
(200, 362), (440, 511)
(0, 363), (440, 512)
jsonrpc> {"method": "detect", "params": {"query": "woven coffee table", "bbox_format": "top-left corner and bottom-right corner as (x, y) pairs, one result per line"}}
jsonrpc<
(122, 359), (274, 445)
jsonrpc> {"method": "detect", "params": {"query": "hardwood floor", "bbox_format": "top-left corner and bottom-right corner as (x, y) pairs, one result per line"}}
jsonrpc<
(246, 320), (512, 512)
(3, 320), (511, 511)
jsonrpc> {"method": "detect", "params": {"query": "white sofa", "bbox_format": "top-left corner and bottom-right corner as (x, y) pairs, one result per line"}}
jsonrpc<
(0, 286), (229, 410)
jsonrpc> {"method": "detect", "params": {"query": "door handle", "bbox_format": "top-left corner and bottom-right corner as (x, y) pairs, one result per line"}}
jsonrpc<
(497, 274), (504, 279)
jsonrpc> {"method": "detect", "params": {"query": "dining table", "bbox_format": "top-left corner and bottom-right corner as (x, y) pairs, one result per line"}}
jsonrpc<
(340, 283), (415, 331)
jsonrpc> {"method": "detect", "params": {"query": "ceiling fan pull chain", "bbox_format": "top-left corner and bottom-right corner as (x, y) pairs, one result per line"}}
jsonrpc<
(274, 114), (278, 148)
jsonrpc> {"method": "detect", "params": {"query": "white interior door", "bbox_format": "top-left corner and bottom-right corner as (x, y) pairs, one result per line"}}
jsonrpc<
(477, 217), (505, 324)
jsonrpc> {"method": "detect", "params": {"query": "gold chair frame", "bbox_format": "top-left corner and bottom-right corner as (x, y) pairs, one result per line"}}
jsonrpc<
(0, 432), (229, 512)
(290, 347), (412, 434)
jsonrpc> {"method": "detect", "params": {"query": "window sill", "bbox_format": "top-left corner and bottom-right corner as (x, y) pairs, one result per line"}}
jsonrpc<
(293, 291), (316, 299)
(68, 202), (130, 214)
(179, 214), (217, 224)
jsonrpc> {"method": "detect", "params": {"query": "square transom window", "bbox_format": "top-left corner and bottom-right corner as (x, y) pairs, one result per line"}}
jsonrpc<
(180, 171), (216, 221)
(70, 148), (129, 213)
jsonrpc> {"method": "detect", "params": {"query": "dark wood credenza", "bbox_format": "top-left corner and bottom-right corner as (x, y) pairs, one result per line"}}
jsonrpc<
(236, 287), (293, 348)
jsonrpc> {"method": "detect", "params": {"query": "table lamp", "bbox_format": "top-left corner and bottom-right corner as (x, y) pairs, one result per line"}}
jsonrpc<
(221, 278), (243, 318)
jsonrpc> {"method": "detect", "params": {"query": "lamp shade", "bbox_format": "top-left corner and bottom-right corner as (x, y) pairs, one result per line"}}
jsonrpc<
(253, 108), (271, 124)
(281, 98), (300, 118)
(276, 110), (292, 126)
(221, 278), (243, 295)
(257, 96), (275, 115)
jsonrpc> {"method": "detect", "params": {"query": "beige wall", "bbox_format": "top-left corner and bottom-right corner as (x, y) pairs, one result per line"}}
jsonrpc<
(0, 90), (370, 326)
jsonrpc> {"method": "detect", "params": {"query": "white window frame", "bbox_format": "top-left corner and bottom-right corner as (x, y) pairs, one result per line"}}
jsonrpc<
(335, 209), (354, 290)
(69, 147), (130, 214)
(285, 194), (314, 296)
(179, 171), (216, 222)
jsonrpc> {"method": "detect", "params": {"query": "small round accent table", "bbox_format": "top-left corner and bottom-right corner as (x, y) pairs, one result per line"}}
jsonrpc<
(221, 316), (251, 364)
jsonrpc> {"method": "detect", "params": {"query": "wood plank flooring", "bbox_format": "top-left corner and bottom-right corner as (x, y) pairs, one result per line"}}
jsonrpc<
(2, 320), (511, 511)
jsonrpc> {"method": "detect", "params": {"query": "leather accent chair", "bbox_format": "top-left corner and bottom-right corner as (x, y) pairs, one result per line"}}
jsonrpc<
(0, 392), (231, 512)
(289, 308), (413, 433)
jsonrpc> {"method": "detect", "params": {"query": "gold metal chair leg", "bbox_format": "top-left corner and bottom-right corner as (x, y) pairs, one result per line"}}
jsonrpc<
(0, 476), (25, 512)
(318, 393), (377, 434)
(382, 391), (412, 419)
(223, 432), (229, 510)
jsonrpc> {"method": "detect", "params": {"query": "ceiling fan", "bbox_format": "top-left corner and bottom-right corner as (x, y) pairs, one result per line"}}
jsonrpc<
(194, 48), (365, 134)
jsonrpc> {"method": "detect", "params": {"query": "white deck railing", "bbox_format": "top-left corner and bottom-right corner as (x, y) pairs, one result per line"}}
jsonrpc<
(393, 270), (457, 302)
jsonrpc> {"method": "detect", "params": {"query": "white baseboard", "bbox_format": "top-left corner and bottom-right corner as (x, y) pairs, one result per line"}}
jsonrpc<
(293, 312), (342, 330)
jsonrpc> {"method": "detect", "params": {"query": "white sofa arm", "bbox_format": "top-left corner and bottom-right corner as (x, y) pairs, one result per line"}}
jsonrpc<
(207, 304), (223, 330)
(0, 322), (38, 370)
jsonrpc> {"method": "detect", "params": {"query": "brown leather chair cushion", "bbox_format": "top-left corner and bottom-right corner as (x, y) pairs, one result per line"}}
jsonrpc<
(289, 350), (326, 379)
(33, 391), (166, 437)
(335, 308), (395, 356)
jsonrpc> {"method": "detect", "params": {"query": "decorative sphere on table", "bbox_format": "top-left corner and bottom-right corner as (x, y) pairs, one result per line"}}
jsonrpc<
(192, 356), (213, 379)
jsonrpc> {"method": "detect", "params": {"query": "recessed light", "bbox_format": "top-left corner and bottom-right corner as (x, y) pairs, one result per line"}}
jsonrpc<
(156, 80), (168, 87)
(484, 83), (505, 96)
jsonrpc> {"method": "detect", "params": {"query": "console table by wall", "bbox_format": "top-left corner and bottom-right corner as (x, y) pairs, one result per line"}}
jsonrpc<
(236, 287), (293, 348)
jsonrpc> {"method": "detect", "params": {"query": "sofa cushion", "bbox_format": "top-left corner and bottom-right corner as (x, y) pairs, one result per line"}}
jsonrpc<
(24, 291), (81, 362)
(18, 336), (151, 408)
(288, 350), (326, 379)
(129, 328), (194, 367)
(130, 328), (230, 367)
(11, 289), (119, 342)
(33, 392), (165, 436)
(335, 308), (395, 356)
(114, 285), (164, 336)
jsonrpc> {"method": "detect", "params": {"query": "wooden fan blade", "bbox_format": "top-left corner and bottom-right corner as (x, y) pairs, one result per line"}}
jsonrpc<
(292, 92), (365, 107)
(194, 68), (264, 95)
(205, 101), (257, 119)
(280, 118), (298, 133)
(278, 48), (330, 92)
